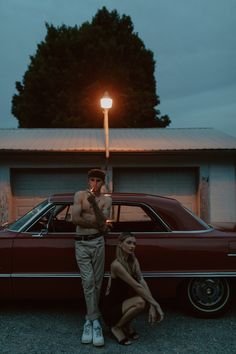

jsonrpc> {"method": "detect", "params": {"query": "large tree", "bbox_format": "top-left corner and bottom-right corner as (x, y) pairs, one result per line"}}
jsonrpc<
(12, 7), (170, 128)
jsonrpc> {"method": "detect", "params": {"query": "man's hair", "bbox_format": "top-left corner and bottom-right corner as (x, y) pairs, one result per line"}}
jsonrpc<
(88, 169), (106, 181)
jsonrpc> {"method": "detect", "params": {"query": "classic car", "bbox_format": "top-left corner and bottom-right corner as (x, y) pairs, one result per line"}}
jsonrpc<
(1, 192), (236, 317)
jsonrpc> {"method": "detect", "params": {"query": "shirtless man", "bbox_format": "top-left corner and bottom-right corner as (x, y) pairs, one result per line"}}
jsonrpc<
(72, 169), (112, 347)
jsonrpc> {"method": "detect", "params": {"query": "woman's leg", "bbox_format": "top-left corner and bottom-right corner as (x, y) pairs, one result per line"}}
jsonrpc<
(111, 296), (145, 343)
(118, 295), (146, 327)
(122, 321), (139, 339)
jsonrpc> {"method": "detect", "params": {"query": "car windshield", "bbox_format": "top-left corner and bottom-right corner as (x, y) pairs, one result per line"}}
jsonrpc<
(8, 200), (49, 232)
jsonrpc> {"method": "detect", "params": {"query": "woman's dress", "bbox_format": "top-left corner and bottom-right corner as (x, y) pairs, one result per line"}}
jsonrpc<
(101, 276), (134, 326)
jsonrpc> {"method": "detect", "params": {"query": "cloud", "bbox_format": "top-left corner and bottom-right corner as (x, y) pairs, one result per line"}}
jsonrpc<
(160, 84), (236, 137)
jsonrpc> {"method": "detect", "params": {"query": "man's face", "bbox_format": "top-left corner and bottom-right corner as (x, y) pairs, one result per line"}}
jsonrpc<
(88, 177), (104, 193)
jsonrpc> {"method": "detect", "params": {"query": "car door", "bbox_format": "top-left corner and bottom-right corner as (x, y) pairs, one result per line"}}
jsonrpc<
(0, 230), (14, 298)
(104, 202), (166, 270)
(134, 231), (229, 274)
(11, 204), (82, 299)
(105, 203), (229, 276)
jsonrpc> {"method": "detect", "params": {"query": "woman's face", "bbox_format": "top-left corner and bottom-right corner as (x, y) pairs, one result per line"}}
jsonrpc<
(120, 236), (136, 255)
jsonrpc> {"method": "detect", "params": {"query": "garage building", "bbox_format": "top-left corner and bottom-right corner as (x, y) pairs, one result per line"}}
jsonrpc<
(0, 128), (236, 227)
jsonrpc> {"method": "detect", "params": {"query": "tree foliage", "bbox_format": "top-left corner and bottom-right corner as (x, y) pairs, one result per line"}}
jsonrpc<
(12, 7), (170, 128)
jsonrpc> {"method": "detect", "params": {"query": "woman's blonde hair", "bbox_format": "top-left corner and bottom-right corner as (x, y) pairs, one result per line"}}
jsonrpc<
(116, 232), (141, 281)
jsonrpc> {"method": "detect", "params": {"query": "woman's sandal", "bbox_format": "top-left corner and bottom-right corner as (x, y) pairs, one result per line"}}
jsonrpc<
(123, 325), (139, 340)
(110, 328), (132, 345)
(127, 331), (139, 340)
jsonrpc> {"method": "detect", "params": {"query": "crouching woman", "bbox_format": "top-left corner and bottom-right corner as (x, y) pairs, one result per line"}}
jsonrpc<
(101, 232), (164, 345)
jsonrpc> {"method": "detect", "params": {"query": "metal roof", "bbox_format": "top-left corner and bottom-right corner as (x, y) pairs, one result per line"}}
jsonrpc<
(0, 128), (236, 152)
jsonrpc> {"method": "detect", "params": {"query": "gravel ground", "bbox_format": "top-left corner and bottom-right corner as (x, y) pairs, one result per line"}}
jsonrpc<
(0, 299), (236, 354)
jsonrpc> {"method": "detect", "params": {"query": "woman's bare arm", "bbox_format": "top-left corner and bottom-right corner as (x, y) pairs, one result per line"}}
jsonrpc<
(111, 261), (158, 307)
(135, 259), (164, 323)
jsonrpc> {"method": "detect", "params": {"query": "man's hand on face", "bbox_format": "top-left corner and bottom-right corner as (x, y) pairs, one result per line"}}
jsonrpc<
(87, 191), (96, 205)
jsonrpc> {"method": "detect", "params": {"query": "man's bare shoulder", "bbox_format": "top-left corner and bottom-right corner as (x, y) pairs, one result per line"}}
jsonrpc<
(103, 194), (112, 206)
(74, 190), (87, 202)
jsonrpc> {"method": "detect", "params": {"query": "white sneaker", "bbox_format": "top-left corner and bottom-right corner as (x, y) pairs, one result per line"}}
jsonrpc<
(92, 323), (104, 347)
(81, 320), (93, 344)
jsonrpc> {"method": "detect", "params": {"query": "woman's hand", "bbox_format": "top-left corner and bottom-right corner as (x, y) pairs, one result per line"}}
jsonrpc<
(148, 304), (164, 324)
(156, 303), (164, 323)
(148, 305), (157, 324)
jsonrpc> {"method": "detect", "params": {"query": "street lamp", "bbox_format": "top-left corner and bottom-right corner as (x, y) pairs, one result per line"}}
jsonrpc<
(100, 91), (113, 160)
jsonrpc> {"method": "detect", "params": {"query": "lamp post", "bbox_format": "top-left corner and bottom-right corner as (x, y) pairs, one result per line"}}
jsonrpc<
(100, 91), (113, 192)
(100, 91), (112, 161)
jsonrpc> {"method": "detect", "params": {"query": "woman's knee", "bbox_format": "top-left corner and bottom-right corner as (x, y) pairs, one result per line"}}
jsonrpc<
(135, 297), (146, 310)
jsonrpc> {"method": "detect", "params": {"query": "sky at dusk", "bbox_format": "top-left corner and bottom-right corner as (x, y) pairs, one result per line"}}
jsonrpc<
(0, 0), (235, 136)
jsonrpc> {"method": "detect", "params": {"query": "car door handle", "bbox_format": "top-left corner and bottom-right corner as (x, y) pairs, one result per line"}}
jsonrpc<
(32, 229), (48, 238)
(227, 253), (236, 257)
(32, 233), (44, 238)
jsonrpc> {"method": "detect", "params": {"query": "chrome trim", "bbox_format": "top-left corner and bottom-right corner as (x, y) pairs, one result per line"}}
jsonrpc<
(140, 271), (236, 278)
(183, 206), (211, 230)
(169, 229), (213, 234)
(104, 271), (236, 278)
(11, 273), (81, 278)
(3, 271), (236, 279)
(139, 203), (172, 232)
(227, 254), (236, 257)
(131, 229), (213, 234)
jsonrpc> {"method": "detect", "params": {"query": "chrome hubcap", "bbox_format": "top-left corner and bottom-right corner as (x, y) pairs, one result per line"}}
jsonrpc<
(188, 278), (229, 312)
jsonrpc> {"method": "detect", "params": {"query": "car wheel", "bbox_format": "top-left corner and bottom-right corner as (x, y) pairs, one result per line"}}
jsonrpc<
(180, 277), (231, 317)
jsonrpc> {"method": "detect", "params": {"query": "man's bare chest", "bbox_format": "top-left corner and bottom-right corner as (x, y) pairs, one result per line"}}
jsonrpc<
(81, 194), (104, 212)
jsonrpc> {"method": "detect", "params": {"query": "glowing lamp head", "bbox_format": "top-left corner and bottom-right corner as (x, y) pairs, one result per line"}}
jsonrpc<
(100, 91), (113, 109)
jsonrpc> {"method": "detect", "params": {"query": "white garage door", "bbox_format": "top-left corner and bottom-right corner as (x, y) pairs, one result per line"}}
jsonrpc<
(11, 169), (87, 219)
(114, 167), (198, 213)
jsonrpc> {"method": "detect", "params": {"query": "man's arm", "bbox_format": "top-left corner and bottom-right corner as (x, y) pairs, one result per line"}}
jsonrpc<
(87, 193), (112, 230)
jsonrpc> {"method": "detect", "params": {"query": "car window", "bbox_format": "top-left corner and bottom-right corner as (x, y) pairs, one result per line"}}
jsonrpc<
(110, 204), (167, 232)
(27, 209), (53, 232)
(49, 204), (75, 233)
(27, 204), (76, 233)
(155, 204), (210, 231)
(119, 205), (150, 222)
(8, 200), (49, 232)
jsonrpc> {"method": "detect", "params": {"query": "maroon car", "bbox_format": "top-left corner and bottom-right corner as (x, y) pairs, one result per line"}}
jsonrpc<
(1, 193), (235, 317)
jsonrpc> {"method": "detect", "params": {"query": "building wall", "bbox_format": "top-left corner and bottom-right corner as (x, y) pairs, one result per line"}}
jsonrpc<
(0, 166), (11, 224)
(0, 151), (235, 225)
(209, 162), (236, 223)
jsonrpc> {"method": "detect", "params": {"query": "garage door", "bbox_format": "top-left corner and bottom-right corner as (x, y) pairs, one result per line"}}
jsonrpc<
(11, 169), (87, 219)
(113, 167), (198, 213)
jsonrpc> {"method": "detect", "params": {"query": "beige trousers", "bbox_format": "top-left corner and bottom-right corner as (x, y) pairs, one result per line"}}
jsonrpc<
(75, 236), (105, 321)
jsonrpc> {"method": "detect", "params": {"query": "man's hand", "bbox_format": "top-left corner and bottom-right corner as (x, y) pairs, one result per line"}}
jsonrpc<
(86, 191), (107, 229)
(87, 191), (96, 205)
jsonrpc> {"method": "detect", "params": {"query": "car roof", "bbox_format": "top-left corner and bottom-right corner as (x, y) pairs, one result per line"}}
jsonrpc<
(48, 192), (209, 231)
(48, 192), (180, 209)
